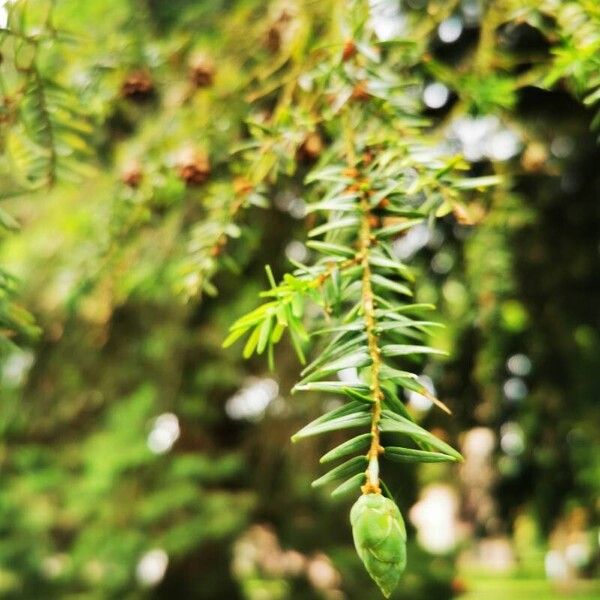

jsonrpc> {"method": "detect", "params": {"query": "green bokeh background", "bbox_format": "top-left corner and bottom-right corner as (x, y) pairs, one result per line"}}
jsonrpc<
(0, 1), (598, 598)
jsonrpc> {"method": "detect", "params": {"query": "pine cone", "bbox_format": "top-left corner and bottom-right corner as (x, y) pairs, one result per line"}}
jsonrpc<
(350, 493), (407, 598)
(297, 132), (324, 162)
(342, 39), (357, 62)
(263, 8), (295, 54)
(351, 81), (370, 101)
(177, 149), (211, 186)
(189, 55), (215, 88)
(263, 26), (282, 53)
(120, 70), (154, 102)
(521, 142), (548, 173)
(121, 161), (143, 188)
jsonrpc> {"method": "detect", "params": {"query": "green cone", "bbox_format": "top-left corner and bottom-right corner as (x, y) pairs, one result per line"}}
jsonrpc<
(350, 493), (407, 598)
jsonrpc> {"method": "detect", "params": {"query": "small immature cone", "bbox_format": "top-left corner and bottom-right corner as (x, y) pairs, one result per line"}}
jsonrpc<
(121, 160), (143, 188)
(297, 132), (323, 163)
(121, 70), (154, 102)
(176, 148), (211, 186)
(189, 54), (215, 88)
(350, 494), (407, 598)
(351, 81), (370, 101)
(342, 39), (357, 62)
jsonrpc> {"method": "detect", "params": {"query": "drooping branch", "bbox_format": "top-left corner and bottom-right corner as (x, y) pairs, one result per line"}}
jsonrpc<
(358, 180), (384, 494)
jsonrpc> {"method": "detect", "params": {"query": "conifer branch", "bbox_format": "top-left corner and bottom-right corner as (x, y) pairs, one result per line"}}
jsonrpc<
(358, 178), (384, 495)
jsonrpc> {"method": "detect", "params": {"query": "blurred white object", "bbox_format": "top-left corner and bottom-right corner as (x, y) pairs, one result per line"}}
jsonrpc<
(545, 550), (569, 581)
(226, 377), (279, 421)
(337, 367), (361, 384)
(447, 116), (521, 162)
(565, 542), (591, 569)
(500, 422), (525, 456)
(502, 377), (529, 402)
(285, 240), (309, 263)
(438, 16), (463, 43)
(42, 554), (69, 579)
(0, 1), (9, 29)
(392, 223), (431, 260)
(2, 350), (35, 387)
(462, 426), (496, 459)
(136, 549), (169, 587)
(423, 82), (450, 109)
(147, 413), (180, 454)
(461, 428), (499, 534)
(369, 0), (406, 41)
(410, 484), (460, 554)
(406, 374), (436, 412)
(306, 553), (341, 591)
(507, 353), (532, 376)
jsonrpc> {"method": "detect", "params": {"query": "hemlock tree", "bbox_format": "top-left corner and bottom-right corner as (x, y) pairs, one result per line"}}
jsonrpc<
(0, 0), (599, 598)
(223, 9), (493, 592)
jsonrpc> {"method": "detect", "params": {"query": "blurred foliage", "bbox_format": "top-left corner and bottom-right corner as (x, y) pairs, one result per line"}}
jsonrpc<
(0, 0), (599, 599)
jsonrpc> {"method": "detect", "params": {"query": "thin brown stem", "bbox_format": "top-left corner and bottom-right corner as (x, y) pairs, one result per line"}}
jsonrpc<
(310, 254), (361, 288)
(358, 189), (384, 495)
